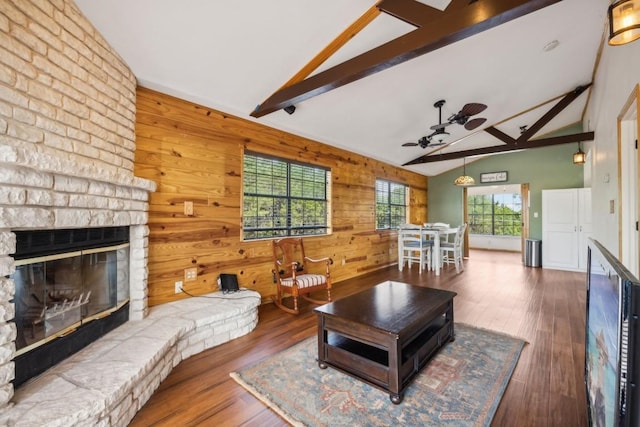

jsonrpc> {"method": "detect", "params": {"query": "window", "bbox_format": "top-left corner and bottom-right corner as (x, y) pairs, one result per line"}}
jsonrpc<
(375, 179), (408, 229)
(468, 192), (522, 236)
(243, 152), (330, 240)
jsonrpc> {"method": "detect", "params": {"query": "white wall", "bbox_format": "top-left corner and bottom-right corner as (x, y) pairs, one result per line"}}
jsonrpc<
(585, 37), (640, 256)
(469, 235), (521, 251)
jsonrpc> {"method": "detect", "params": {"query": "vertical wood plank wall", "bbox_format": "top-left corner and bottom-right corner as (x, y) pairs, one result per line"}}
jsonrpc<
(135, 87), (428, 306)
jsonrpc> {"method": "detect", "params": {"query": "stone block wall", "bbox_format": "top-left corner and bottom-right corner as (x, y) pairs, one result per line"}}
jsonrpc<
(0, 0), (155, 410)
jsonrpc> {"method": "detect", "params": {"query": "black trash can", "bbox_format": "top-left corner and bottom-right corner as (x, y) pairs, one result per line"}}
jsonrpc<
(524, 239), (542, 267)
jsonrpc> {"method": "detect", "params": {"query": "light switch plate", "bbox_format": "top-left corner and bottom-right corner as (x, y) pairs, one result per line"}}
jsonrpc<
(184, 201), (194, 216)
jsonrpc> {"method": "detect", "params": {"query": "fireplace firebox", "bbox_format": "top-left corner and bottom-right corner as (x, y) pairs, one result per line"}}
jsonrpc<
(10, 227), (130, 387)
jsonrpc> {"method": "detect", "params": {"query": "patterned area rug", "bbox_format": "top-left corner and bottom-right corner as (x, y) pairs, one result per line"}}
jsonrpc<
(230, 324), (525, 427)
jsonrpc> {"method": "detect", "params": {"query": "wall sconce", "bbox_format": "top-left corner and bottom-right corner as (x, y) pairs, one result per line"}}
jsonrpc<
(609, 0), (640, 45)
(573, 142), (586, 165)
(454, 158), (475, 186)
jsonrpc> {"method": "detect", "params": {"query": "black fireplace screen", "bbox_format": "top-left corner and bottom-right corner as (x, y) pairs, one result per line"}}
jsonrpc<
(10, 227), (131, 387)
(13, 244), (129, 352)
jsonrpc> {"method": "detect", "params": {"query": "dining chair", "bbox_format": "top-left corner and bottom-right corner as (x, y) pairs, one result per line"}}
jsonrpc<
(398, 224), (431, 273)
(440, 223), (467, 273)
(431, 222), (454, 243)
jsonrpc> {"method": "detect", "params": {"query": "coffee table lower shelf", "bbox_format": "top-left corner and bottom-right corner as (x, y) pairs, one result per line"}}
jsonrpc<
(317, 316), (454, 404)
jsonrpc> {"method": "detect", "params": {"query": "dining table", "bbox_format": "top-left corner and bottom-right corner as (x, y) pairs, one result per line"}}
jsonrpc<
(397, 226), (458, 276)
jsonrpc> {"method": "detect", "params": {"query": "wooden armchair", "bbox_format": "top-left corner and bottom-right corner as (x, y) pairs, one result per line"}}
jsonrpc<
(271, 237), (333, 314)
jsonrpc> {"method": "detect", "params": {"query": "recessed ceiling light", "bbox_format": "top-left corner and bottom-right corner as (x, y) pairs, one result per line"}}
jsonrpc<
(543, 40), (560, 52)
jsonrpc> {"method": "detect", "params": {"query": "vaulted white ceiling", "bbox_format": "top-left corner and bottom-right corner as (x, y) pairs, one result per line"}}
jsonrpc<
(75, 0), (610, 176)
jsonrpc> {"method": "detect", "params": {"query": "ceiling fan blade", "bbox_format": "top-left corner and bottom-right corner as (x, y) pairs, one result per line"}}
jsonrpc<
(402, 142), (419, 147)
(464, 117), (487, 130)
(459, 103), (487, 117)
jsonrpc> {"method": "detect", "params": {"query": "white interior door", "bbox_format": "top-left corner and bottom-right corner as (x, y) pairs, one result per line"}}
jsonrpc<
(542, 189), (579, 270)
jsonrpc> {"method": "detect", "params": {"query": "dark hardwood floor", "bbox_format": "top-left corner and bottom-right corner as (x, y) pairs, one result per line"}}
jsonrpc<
(129, 250), (588, 427)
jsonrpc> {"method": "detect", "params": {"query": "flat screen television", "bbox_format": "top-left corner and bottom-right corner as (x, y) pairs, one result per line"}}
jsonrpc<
(586, 239), (640, 426)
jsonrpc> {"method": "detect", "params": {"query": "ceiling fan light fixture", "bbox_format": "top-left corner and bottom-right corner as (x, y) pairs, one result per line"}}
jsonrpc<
(432, 130), (450, 144)
(609, 0), (640, 46)
(573, 142), (586, 165)
(454, 158), (475, 186)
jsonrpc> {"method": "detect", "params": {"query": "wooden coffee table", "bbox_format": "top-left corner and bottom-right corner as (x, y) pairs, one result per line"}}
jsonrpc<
(314, 281), (456, 404)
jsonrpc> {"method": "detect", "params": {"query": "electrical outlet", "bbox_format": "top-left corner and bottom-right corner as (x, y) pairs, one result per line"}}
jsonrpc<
(184, 267), (197, 282)
(184, 201), (194, 216)
(175, 281), (183, 293)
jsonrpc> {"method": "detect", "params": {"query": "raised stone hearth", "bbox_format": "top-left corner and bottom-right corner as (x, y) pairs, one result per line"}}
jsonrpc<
(0, 290), (260, 426)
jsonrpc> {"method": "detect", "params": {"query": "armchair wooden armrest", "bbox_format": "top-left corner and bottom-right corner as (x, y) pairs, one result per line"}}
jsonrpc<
(304, 256), (333, 265)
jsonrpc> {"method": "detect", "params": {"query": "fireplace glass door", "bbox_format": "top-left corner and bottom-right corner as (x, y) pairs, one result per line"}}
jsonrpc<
(12, 243), (129, 353)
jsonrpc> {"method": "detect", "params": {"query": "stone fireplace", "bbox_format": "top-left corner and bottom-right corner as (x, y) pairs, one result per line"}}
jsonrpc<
(0, 0), (156, 410)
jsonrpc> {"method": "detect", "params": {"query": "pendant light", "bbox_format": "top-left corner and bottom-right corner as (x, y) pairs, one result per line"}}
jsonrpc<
(573, 142), (586, 165)
(609, 0), (640, 46)
(454, 158), (475, 186)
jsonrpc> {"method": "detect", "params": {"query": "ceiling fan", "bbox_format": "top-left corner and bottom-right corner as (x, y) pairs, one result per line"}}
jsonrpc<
(402, 100), (487, 148)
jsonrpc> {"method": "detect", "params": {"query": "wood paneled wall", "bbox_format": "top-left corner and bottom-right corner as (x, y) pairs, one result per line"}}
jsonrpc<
(135, 87), (428, 306)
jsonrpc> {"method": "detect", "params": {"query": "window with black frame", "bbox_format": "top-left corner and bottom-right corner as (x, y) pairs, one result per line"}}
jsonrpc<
(243, 152), (330, 240)
(375, 179), (408, 229)
(468, 192), (522, 236)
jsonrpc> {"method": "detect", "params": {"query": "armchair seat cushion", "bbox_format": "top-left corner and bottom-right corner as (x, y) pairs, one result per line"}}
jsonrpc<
(280, 274), (327, 289)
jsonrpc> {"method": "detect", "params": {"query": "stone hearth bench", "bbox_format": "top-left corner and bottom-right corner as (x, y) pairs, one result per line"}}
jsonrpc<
(0, 290), (261, 427)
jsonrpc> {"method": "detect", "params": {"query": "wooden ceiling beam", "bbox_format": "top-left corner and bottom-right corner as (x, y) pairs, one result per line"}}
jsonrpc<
(484, 126), (516, 145)
(403, 131), (595, 165)
(517, 84), (591, 142)
(380, 0), (473, 26)
(251, 0), (561, 118)
(278, 3), (382, 91)
(377, 0), (440, 27)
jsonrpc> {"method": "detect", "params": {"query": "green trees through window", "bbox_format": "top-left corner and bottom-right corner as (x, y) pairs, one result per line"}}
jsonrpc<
(468, 193), (522, 236)
(375, 179), (408, 229)
(243, 152), (330, 240)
